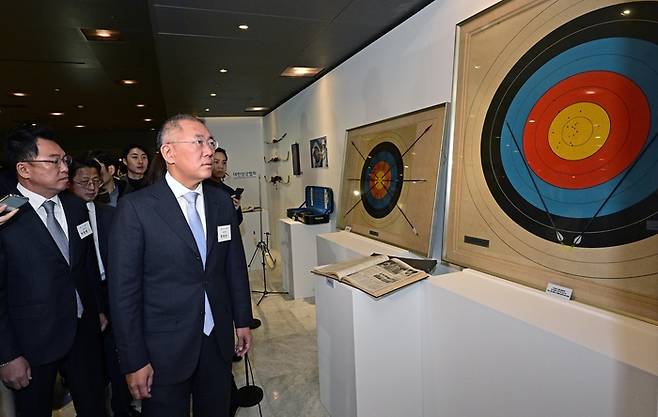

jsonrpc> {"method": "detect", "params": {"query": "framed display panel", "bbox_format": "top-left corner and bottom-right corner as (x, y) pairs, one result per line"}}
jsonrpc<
(445, 0), (658, 323)
(338, 104), (447, 256)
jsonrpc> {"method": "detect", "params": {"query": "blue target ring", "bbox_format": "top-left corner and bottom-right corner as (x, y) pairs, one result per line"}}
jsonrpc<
(360, 142), (403, 219)
(481, 2), (658, 247)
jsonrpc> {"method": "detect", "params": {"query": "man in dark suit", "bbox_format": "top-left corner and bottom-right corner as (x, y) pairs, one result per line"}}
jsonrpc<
(108, 114), (253, 417)
(0, 125), (105, 416)
(68, 158), (138, 417)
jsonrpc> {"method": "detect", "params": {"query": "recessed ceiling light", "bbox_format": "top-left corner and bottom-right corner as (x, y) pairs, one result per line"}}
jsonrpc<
(136, 103), (145, 108)
(210, 93), (217, 97)
(31, 123), (37, 126)
(75, 124), (85, 128)
(238, 24), (249, 30)
(81, 28), (121, 41)
(120, 79), (138, 85)
(49, 112), (64, 116)
(11, 92), (29, 97)
(77, 104), (85, 109)
(204, 108), (210, 112)
(621, 9), (631, 15)
(281, 66), (323, 77)
(219, 68), (228, 73)
(53, 88), (61, 93)
(245, 106), (268, 112)
(144, 118), (152, 122)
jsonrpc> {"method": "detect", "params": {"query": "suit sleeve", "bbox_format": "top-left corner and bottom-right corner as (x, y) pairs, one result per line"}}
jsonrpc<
(0, 237), (20, 364)
(107, 197), (149, 374)
(225, 206), (252, 328)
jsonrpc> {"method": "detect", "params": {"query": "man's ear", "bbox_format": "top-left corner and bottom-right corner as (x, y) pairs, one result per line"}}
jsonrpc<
(15, 162), (30, 180)
(160, 145), (175, 165)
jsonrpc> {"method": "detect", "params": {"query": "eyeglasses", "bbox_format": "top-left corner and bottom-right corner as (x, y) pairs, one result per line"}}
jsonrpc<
(165, 138), (219, 151)
(72, 178), (103, 187)
(22, 154), (73, 167)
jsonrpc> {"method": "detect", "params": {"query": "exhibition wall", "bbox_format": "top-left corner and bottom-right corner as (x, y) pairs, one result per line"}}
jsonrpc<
(261, 0), (505, 255)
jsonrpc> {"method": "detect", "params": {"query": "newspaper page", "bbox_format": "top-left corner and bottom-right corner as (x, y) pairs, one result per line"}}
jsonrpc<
(313, 254), (389, 279)
(342, 258), (425, 296)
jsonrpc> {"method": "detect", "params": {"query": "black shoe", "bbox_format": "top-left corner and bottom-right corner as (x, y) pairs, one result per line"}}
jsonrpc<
(249, 318), (262, 330)
(232, 353), (243, 363)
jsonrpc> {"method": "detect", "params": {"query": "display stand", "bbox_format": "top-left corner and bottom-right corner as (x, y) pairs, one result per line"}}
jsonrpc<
(315, 231), (425, 417)
(278, 218), (331, 299)
(240, 209), (269, 271)
(314, 231), (658, 417)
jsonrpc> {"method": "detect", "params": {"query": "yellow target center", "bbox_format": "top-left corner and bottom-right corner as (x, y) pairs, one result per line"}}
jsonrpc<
(548, 102), (610, 160)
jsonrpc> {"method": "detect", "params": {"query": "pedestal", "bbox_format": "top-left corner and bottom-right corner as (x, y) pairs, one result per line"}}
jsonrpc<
(315, 231), (424, 417)
(278, 218), (331, 299)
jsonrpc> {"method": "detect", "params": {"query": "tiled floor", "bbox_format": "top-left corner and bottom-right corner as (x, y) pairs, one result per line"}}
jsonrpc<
(44, 266), (329, 417)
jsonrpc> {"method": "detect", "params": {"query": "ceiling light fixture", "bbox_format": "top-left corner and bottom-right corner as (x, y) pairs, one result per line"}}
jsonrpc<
(621, 9), (631, 15)
(205, 108), (210, 112)
(53, 88), (61, 93)
(210, 93), (217, 97)
(75, 124), (85, 128)
(49, 112), (64, 116)
(136, 103), (145, 108)
(120, 79), (138, 85)
(144, 118), (152, 122)
(77, 104), (84, 109)
(11, 92), (29, 97)
(81, 28), (121, 41)
(245, 106), (268, 112)
(238, 24), (249, 30)
(281, 66), (323, 77)
(219, 68), (228, 73)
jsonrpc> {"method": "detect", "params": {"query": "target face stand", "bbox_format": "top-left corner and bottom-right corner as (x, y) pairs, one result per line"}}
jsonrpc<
(338, 105), (447, 256)
(446, 0), (658, 323)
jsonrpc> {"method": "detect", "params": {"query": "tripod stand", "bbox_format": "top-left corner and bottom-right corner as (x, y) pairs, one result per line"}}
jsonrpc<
(249, 176), (287, 305)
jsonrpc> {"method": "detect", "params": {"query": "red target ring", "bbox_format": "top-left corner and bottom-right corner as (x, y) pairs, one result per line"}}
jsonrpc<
(523, 71), (650, 189)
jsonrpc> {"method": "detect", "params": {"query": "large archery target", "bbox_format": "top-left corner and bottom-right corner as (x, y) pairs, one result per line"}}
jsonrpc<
(338, 105), (447, 256)
(446, 0), (658, 324)
(360, 142), (404, 219)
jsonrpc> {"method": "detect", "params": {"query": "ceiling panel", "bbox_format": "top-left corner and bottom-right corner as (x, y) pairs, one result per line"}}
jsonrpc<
(0, 0), (434, 133)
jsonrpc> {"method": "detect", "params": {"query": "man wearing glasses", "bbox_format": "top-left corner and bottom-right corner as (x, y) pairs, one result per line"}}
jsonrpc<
(108, 114), (253, 417)
(0, 125), (105, 416)
(68, 158), (139, 417)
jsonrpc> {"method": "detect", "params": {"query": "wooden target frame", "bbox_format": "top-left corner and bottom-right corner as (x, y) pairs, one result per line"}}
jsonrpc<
(338, 104), (447, 256)
(445, 0), (658, 324)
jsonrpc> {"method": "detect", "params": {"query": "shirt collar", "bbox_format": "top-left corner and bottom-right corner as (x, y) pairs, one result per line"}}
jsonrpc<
(16, 182), (62, 212)
(165, 172), (203, 199)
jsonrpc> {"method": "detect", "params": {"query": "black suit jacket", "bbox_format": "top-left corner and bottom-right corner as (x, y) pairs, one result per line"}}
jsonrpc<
(0, 191), (102, 366)
(108, 178), (252, 384)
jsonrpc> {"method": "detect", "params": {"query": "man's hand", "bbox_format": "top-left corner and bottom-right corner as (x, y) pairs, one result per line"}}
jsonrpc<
(0, 206), (19, 226)
(230, 196), (241, 210)
(99, 313), (108, 332)
(0, 356), (31, 390)
(125, 363), (154, 400)
(234, 327), (252, 357)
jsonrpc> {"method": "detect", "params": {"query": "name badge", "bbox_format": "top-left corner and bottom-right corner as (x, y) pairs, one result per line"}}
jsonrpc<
(77, 221), (93, 239)
(218, 225), (231, 242)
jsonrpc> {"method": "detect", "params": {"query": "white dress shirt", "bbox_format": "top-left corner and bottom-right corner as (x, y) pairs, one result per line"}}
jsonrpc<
(17, 183), (69, 238)
(86, 201), (106, 281)
(165, 172), (207, 235)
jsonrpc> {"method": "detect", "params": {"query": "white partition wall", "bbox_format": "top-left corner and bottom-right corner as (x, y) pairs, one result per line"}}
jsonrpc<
(421, 270), (658, 417)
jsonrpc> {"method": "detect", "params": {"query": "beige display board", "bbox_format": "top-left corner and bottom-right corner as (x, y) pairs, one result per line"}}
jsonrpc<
(445, 0), (658, 323)
(338, 105), (447, 256)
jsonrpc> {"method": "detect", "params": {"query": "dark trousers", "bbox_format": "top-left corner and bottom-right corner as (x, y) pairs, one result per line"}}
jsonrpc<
(103, 326), (133, 416)
(142, 333), (231, 417)
(12, 312), (105, 417)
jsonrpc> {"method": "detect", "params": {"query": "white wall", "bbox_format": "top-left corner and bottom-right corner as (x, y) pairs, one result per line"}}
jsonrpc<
(261, 0), (503, 254)
(205, 117), (265, 210)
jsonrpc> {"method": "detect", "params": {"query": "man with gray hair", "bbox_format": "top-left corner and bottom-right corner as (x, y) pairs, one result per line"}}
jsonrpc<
(108, 114), (253, 416)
